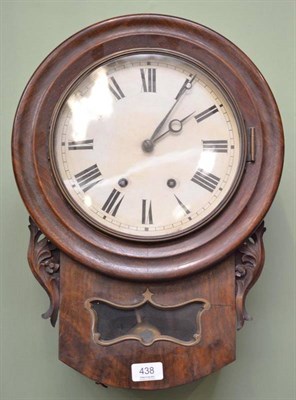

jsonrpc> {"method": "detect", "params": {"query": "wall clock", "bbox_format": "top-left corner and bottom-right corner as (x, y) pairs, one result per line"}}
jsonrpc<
(12, 14), (284, 389)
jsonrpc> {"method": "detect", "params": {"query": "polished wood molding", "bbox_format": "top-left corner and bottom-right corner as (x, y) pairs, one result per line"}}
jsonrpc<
(12, 14), (284, 281)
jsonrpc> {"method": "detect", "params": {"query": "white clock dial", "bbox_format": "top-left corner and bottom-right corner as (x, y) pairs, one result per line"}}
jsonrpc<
(51, 52), (245, 240)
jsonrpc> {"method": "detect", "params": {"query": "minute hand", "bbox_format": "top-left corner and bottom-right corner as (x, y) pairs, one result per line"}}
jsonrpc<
(150, 101), (179, 142)
(153, 111), (196, 144)
(149, 74), (196, 142)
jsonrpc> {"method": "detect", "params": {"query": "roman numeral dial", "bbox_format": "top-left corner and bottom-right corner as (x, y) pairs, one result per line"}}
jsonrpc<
(53, 53), (242, 240)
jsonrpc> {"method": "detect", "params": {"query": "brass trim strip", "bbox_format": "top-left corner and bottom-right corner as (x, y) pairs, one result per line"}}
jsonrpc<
(247, 127), (256, 162)
(85, 289), (210, 347)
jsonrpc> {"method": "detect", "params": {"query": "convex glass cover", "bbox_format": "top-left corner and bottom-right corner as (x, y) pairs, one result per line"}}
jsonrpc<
(51, 52), (245, 240)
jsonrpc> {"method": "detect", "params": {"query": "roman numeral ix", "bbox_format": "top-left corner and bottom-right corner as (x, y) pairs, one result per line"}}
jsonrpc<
(68, 139), (94, 150)
(102, 189), (124, 216)
(195, 105), (218, 123)
(202, 140), (228, 153)
(191, 168), (220, 192)
(74, 164), (102, 192)
(142, 200), (153, 224)
(140, 68), (156, 92)
(109, 76), (125, 100)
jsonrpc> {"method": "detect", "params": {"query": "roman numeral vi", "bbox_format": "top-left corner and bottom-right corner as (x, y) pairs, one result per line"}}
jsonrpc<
(142, 200), (153, 224)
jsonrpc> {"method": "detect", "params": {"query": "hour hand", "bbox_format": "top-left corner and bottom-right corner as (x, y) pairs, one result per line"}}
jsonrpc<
(142, 111), (196, 152)
(153, 111), (196, 143)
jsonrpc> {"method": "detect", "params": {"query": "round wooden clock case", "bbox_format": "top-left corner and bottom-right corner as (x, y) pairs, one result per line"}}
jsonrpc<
(12, 14), (284, 389)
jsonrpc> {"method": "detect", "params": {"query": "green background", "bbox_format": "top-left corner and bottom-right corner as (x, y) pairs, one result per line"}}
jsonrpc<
(1, 1), (295, 399)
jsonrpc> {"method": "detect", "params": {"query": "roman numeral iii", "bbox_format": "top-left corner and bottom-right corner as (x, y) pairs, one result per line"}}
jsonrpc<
(140, 68), (156, 92)
(191, 168), (220, 192)
(102, 189), (124, 216)
(74, 164), (102, 192)
(68, 139), (94, 150)
(142, 200), (153, 224)
(109, 76), (125, 100)
(202, 140), (228, 153)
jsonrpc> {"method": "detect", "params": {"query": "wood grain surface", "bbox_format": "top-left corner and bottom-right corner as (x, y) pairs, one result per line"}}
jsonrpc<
(59, 253), (236, 389)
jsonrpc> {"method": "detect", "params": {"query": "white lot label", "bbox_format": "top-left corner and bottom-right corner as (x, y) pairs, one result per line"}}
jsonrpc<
(131, 362), (164, 382)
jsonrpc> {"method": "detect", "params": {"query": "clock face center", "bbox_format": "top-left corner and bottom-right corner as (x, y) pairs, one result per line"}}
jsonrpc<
(51, 52), (243, 240)
(142, 139), (154, 153)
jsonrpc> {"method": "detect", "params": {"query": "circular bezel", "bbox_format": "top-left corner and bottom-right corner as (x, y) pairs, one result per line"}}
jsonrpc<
(49, 50), (247, 241)
(12, 14), (284, 281)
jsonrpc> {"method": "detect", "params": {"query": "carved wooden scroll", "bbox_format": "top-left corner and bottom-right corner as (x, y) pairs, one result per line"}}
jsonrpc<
(235, 221), (266, 330)
(28, 217), (60, 326)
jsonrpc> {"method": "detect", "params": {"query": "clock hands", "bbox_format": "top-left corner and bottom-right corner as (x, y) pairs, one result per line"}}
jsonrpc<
(151, 74), (196, 141)
(153, 111), (196, 144)
(142, 111), (196, 152)
(142, 75), (196, 153)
